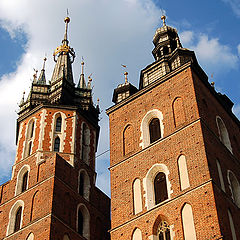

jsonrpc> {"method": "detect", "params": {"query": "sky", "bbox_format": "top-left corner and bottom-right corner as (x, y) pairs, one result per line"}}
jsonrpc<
(0, 0), (239, 197)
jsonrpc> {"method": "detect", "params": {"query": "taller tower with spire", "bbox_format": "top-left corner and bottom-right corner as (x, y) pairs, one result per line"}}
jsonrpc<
(0, 17), (110, 240)
(107, 16), (240, 239)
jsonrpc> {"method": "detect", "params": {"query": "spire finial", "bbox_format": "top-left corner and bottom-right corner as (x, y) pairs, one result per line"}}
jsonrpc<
(87, 74), (92, 89)
(33, 69), (38, 83)
(97, 98), (100, 105)
(63, 15), (70, 44)
(161, 15), (166, 26)
(42, 57), (47, 70)
(81, 57), (84, 75)
(124, 71), (128, 83)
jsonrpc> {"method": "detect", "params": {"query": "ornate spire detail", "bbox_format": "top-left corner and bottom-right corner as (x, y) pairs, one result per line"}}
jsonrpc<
(37, 57), (47, 85)
(124, 71), (128, 83)
(33, 69), (38, 84)
(161, 15), (166, 26)
(87, 74), (92, 89)
(19, 91), (25, 106)
(51, 16), (75, 84)
(78, 60), (86, 88)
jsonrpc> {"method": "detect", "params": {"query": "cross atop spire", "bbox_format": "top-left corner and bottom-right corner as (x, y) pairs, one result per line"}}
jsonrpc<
(161, 15), (166, 26)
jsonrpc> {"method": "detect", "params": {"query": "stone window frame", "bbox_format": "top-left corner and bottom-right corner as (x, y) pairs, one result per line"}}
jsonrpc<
(15, 164), (30, 196)
(143, 163), (172, 210)
(228, 209), (237, 240)
(177, 155), (190, 191)
(26, 232), (34, 240)
(76, 204), (90, 240)
(140, 109), (164, 149)
(132, 228), (142, 240)
(132, 178), (143, 215)
(51, 112), (67, 152)
(6, 200), (24, 236)
(227, 170), (240, 208)
(216, 116), (232, 153)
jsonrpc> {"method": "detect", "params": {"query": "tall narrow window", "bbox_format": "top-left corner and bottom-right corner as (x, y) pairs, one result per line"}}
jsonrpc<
(178, 155), (190, 190)
(30, 122), (35, 138)
(182, 203), (197, 240)
(216, 116), (232, 152)
(21, 172), (28, 192)
(81, 123), (90, 164)
(14, 207), (22, 232)
(123, 124), (135, 155)
(216, 159), (225, 192)
(54, 137), (60, 152)
(78, 209), (83, 235)
(228, 210), (237, 240)
(79, 172), (84, 197)
(55, 116), (62, 132)
(25, 119), (35, 157)
(149, 118), (161, 143)
(158, 221), (171, 240)
(228, 171), (240, 207)
(28, 141), (32, 156)
(173, 97), (185, 127)
(154, 172), (168, 204)
(133, 178), (142, 214)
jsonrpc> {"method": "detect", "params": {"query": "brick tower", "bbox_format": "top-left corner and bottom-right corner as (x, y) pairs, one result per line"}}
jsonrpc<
(0, 17), (110, 240)
(107, 16), (240, 239)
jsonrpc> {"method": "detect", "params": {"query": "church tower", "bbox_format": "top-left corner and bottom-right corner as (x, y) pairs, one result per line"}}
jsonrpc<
(107, 16), (240, 239)
(0, 17), (110, 240)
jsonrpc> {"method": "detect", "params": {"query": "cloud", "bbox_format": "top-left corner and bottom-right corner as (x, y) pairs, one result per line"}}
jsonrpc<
(238, 43), (240, 56)
(180, 31), (239, 76)
(0, 0), (161, 192)
(222, 0), (240, 17)
(233, 104), (240, 118)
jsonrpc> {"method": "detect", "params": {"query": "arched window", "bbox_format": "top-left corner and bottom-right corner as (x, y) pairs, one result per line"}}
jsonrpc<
(123, 124), (135, 155)
(28, 142), (32, 156)
(140, 109), (164, 148)
(14, 207), (22, 232)
(63, 234), (70, 240)
(55, 116), (62, 132)
(133, 178), (142, 214)
(54, 137), (60, 152)
(158, 221), (171, 240)
(77, 205), (90, 239)
(216, 116), (232, 152)
(81, 123), (90, 164)
(149, 118), (161, 143)
(30, 122), (35, 138)
(30, 191), (40, 221)
(173, 97), (185, 127)
(216, 159), (225, 192)
(22, 172), (28, 192)
(132, 228), (142, 240)
(24, 119), (35, 157)
(228, 171), (240, 207)
(154, 172), (168, 205)
(178, 155), (190, 191)
(78, 170), (90, 200)
(7, 200), (24, 235)
(228, 209), (237, 240)
(181, 203), (197, 240)
(15, 165), (30, 196)
(78, 209), (83, 235)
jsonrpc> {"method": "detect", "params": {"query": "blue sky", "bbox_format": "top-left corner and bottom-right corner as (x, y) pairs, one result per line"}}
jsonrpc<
(0, 0), (239, 196)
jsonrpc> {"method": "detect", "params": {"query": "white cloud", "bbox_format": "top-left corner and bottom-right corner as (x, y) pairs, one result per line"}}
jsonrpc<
(180, 31), (238, 76)
(0, 0), (161, 193)
(222, 0), (240, 17)
(233, 104), (240, 119)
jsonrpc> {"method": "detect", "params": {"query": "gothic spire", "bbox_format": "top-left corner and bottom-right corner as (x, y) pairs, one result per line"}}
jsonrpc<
(37, 57), (47, 85)
(77, 60), (86, 88)
(51, 16), (75, 84)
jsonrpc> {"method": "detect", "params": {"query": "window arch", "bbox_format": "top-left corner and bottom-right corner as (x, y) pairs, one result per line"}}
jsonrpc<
(227, 170), (240, 207)
(178, 155), (190, 190)
(15, 165), (30, 196)
(76, 204), (90, 240)
(154, 172), (168, 205)
(140, 109), (164, 148)
(55, 116), (62, 132)
(143, 163), (172, 210)
(7, 200), (24, 235)
(26, 232), (34, 240)
(216, 116), (232, 152)
(30, 191), (40, 221)
(78, 170), (90, 200)
(149, 118), (161, 143)
(123, 124), (135, 155)
(157, 221), (171, 240)
(228, 209), (237, 240)
(63, 234), (70, 240)
(54, 137), (60, 152)
(133, 178), (142, 214)
(132, 228), (142, 240)
(181, 203), (197, 240)
(172, 97), (185, 127)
